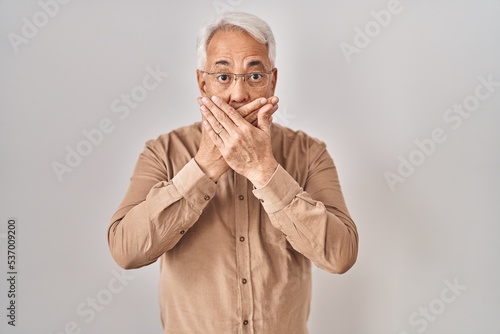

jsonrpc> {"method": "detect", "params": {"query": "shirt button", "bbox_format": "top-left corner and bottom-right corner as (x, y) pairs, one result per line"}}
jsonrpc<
(242, 278), (247, 284)
(204, 195), (210, 201)
(180, 230), (185, 234)
(238, 195), (244, 200)
(243, 320), (249, 326)
(239, 236), (245, 242)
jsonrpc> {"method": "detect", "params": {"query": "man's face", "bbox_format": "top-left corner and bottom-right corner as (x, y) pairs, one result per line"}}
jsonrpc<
(197, 29), (277, 110)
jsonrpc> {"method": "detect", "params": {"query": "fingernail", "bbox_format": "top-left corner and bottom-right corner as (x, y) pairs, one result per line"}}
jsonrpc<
(200, 105), (207, 112)
(202, 97), (209, 104)
(260, 98), (267, 104)
(211, 96), (219, 103)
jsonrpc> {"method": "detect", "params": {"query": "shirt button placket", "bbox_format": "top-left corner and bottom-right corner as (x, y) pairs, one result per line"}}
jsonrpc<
(234, 175), (253, 333)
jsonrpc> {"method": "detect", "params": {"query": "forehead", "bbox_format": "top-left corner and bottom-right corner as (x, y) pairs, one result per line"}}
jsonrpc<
(206, 29), (270, 69)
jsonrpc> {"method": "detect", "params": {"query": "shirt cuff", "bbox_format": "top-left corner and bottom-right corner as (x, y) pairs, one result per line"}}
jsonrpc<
(252, 165), (302, 213)
(171, 158), (217, 213)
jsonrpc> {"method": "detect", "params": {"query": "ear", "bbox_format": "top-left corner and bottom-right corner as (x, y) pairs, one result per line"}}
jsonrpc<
(270, 67), (278, 94)
(196, 70), (208, 97)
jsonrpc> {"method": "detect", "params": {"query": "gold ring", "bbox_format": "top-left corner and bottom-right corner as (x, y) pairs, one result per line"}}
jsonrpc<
(215, 128), (224, 135)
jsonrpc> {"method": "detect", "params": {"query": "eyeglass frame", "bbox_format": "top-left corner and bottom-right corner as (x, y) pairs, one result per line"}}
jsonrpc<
(200, 70), (274, 89)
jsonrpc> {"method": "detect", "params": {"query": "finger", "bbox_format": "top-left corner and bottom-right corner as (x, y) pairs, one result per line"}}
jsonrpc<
(199, 97), (232, 138)
(268, 96), (279, 106)
(257, 96), (279, 122)
(269, 102), (279, 116)
(257, 105), (273, 134)
(209, 96), (246, 129)
(202, 119), (225, 148)
(200, 104), (227, 139)
(200, 96), (239, 134)
(238, 97), (267, 118)
(245, 108), (260, 125)
(251, 103), (278, 126)
(242, 97), (279, 125)
(199, 97), (226, 130)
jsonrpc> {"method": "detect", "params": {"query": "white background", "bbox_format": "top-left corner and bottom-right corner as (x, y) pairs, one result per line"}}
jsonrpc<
(1, 0), (499, 333)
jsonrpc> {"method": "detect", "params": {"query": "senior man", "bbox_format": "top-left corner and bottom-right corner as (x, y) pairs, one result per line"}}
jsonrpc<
(108, 11), (358, 334)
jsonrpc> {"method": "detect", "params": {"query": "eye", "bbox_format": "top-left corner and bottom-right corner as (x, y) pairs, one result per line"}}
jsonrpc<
(248, 73), (263, 82)
(216, 74), (231, 83)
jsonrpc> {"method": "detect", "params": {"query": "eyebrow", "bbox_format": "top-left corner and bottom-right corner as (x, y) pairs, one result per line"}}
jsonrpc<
(247, 60), (264, 68)
(214, 60), (230, 67)
(212, 59), (267, 72)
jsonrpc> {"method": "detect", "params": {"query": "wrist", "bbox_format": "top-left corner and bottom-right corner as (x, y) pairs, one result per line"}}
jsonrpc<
(248, 160), (279, 189)
(194, 153), (229, 182)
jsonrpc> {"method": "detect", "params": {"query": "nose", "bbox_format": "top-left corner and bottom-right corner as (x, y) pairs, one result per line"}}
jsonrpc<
(228, 75), (250, 107)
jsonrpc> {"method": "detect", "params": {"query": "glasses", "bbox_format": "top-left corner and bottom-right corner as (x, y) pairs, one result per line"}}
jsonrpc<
(201, 70), (273, 89)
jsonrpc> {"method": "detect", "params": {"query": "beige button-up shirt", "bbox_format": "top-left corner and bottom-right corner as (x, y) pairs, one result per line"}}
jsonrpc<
(108, 122), (358, 333)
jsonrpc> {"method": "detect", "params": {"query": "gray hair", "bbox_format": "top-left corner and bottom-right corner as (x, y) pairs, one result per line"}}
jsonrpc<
(196, 12), (276, 70)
